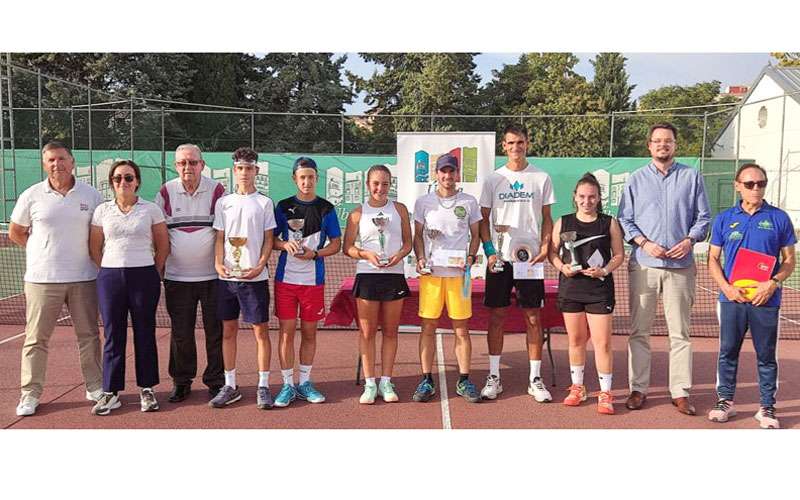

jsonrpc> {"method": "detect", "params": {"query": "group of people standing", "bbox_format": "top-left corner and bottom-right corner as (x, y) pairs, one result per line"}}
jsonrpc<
(10, 120), (796, 429)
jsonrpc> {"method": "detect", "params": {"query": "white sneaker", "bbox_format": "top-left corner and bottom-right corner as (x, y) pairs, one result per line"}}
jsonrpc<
(754, 406), (780, 429)
(480, 375), (503, 400)
(86, 389), (104, 402)
(527, 377), (552, 403)
(16, 395), (39, 416)
(92, 392), (121, 416)
(140, 388), (160, 412)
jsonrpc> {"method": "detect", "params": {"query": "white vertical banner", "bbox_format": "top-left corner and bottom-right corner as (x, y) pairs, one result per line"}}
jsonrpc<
(397, 132), (496, 277)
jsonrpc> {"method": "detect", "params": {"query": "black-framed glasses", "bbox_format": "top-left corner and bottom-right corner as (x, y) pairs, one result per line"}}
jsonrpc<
(112, 174), (136, 184)
(175, 159), (202, 167)
(741, 180), (767, 190)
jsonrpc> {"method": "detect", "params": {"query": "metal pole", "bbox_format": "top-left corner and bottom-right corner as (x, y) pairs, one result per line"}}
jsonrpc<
(734, 104), (742, 171)
(777, 95), (787, 207)
(609, 112), (615, 157)
(250, 111), (255, 150)
(6, 54), (17, 200)
(70, 107), (75, 150)
(38, 69), (43, 180)
(430, 113), (434, 131)
(0, 68), (6, 222)
(161, 107), (166, 184)
(700, 111), (708, 172)
(130, 97), (134, 159)
(88, 85), (94, 187)
(340, 113), (345, 154)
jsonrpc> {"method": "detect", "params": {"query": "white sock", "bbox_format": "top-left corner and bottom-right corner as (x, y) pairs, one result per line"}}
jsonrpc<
(281, 368), (294, 386)
(599, 372), (613, 392)
(570, 365), (585, 385)
(529, 360), (542, 382)
(298, 364), (312, 385)
(489, 355), (501, 378)
(365, 377), (376, 387)
(258, 371), (270, 388)
(224, 369), (236, 388)
(380, 376), (391, 385)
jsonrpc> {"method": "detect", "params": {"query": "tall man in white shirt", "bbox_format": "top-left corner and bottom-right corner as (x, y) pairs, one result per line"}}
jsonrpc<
(9, 141), (105, 416)
(155, 144), (227, 403)
(478, 124), (555, 402)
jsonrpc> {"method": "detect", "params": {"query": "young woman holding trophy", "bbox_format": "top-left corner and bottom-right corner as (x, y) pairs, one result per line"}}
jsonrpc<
(343, 165), (412, 404)
(548, 173), (624, 414)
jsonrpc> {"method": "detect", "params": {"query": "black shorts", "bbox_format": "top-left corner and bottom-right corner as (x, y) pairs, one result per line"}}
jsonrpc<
(484, 263), (545, 309)
(352, 273), (410, 302)
(557, 298), (615, 315)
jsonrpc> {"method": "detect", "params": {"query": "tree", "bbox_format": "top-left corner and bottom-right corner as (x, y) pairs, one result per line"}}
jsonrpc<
(591, 53), (636, 155)
(624, 81), (737, 156)
(771, 52), (800, 67)
(245, 53), (354, 153)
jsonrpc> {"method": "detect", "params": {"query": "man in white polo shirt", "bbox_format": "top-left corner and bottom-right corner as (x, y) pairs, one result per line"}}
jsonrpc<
(155, 144), (227, 403)
(9, 141), (105, 416)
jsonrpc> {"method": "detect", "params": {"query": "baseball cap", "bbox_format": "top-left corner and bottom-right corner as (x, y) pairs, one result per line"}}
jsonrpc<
(436, 153), (459, 171)
(293, 156), (318, 173)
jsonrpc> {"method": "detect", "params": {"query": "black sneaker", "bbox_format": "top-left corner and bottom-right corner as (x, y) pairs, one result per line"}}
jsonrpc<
(168, 384), (191, 403)
(412, 377), (436, 402)
(456, 379), (481, 403)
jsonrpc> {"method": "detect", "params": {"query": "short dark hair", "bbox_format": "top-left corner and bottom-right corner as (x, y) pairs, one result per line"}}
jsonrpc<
(108, 159), (142, 192)
(573, 172), (603, 214)
(502, 124), (529, 140)
(232, 147), (258, 164)
(648, 122), (678, 141)
(735, 162), (768, 182)
(366, 164), (391, 182)
(41, 140), (73, 158)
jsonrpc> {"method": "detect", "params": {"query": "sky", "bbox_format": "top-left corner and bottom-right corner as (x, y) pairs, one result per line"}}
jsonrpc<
(340, 52), (774, 114)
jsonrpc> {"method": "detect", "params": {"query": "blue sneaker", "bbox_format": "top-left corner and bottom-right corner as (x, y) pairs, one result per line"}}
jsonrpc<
(296, 381), (326, 403)
(412, 377), (436, 402)
(273, 384), (297, 408)
(456, 378), (481, 403)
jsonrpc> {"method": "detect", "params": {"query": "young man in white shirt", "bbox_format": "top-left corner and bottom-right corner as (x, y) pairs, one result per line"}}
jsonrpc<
(478, 124), (555, 402)
(155, 144), (227, 403)
(9, 141), (105, 416)
(209, 147), (277, 409)
(412, 153), (483, 403)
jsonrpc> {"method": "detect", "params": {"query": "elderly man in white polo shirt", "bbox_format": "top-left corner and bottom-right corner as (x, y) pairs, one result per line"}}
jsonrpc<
(155, 144), (227, 403)
(9, 141), (105, 416)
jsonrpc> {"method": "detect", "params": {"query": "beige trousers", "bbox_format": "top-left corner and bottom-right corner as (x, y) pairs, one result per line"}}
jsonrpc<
(20, 281), (102, 399)
(627, 261), (696, 398)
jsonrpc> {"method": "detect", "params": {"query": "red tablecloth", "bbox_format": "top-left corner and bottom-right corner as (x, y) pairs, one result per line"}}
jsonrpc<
(324, 277), (564, 332)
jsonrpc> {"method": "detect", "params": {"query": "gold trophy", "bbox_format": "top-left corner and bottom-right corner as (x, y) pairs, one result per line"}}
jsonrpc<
(287, 218), (306, 256)
(492, 224), (510, 272)
(228, 236), (248, 277)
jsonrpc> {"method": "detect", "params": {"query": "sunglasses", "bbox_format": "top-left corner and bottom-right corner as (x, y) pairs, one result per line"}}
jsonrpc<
(175, 159), (201, 167)
(112, 174), (136, 184)
(740, 180), (767, 190)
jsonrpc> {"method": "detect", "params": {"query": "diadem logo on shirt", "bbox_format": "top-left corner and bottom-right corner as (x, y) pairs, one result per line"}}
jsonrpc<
(510, 181), (524, 191)
(499, 181), (533, 201)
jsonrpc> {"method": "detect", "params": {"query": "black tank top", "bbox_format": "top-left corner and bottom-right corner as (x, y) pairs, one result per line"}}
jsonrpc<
(557, 213), (615, 303)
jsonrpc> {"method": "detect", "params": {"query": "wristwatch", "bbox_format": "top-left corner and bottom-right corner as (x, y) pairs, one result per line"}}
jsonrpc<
(771, 277), (782, 288)
(312, 250), (319, 259)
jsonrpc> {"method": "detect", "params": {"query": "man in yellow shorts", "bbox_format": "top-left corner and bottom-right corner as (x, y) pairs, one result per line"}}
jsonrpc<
(412, 153), (482, 403)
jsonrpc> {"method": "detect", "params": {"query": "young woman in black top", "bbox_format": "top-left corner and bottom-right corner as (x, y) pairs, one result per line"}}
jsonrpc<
(548, 173), (624, 414)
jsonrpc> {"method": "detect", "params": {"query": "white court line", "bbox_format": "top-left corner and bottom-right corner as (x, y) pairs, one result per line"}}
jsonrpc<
(0, 314), (72, 345)
(435, 331), (452, 430)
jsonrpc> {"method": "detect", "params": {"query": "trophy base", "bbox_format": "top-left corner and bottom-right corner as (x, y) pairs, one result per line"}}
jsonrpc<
(418, 267), (432, 275)
(568, 264), (582, 272)
(378, 258), (390, 266)
(294, 250), (306, 257)
(229, 269), (243, 278)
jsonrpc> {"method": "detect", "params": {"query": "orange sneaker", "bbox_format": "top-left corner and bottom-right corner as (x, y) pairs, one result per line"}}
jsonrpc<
(563, 384), (587, 406)
(597, 391), (615, 415)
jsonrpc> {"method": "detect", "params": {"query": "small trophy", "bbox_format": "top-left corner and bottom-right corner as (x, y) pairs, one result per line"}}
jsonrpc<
(419, 226), (441, 275)
(561, 231), (606, 272)
(371, 214), (391, 266)
(287, 218), (305, 256)
(227, 236), (248, 277)
(492, 224), (510, 272)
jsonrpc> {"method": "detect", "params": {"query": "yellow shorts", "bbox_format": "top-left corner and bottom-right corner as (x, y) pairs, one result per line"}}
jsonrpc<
(418, 275), (472, 320)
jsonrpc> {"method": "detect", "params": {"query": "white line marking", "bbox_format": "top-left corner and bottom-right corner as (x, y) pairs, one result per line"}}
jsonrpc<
(435, 331), (451, 430)
(698, 284), (800, 326)
(0, 331), (25, 345)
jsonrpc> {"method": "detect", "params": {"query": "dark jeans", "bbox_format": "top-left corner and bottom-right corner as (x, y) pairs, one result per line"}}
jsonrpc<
(164, 279), (224, 388)
(717, 301), (780, 407)
(97, 266), (161, 392)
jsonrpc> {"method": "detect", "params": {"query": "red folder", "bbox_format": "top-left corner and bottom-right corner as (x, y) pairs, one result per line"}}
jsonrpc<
(729, 247), (776, 283)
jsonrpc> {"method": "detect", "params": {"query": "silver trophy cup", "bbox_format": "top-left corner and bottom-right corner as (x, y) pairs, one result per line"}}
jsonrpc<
(287, 218), (306, 256)
(560, 231), (606, 272)
(371, 215), (391, 266)
(492, 224), (510, 272)
(419, 226), (441, 275)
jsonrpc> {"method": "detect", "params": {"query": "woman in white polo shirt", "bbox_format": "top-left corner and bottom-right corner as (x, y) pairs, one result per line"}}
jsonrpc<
(89, 160), (170, 416)
(343, 165), (412, 404)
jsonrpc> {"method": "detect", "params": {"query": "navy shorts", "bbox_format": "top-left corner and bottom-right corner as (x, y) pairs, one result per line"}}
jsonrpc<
(217, 280), (269, 324)
(484, 262), (545, 309)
